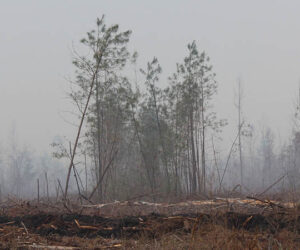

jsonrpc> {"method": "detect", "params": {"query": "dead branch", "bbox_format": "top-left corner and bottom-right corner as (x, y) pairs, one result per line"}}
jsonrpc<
(246, 196), (285, 209)
(21, 221), (29, 235)
(257, 174), (286, 197)
(88, 148), (119, 200)
(219, 122), (244, 192)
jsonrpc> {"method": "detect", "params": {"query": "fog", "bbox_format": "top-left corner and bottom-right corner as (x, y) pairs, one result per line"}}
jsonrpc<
(0, 1), (300, 199)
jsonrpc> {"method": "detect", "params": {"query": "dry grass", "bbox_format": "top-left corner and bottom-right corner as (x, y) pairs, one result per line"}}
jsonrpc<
(1, 219), (300, 249)
(0, 197), (300, 249)
(127, 225), (299, 250)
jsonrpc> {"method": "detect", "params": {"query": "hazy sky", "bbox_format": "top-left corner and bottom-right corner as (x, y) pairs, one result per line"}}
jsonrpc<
(1, 0), (299, 152)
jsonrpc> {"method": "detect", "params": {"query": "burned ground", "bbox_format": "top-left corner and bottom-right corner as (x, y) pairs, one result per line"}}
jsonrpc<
(0, 197), (299, 249)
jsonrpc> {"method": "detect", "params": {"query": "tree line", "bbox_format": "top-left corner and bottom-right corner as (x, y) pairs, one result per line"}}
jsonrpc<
(49, 16), (300, 202)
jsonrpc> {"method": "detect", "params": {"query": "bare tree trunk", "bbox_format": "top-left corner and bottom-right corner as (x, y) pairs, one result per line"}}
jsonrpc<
(150, 85), (171, 193)
(190, 108), (197, 194)
(129, 103), (156, 198)
(88, 148), (119, 200)
(64, 54), (102, 199)
(84, 152), (88, 196)
(95, 79), (103, 201)
(237, 80), (243, 192)
(37, 179), (40, 203)
(57, 179), (64, 198)
(211, 136), (221, 187)
(200, 82), (206, 195)
(45, 172), (49, 202)
(219, 123), (243, 192)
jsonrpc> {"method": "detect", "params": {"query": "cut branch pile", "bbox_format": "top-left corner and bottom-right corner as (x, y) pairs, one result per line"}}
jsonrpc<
(81, 197), (293, 217)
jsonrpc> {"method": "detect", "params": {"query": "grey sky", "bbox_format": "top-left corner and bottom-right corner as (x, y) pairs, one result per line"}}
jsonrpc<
(0, 0), (299, 152)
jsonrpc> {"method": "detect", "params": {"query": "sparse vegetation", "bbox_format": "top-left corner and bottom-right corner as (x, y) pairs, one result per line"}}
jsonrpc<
(0, 3), (300, 248)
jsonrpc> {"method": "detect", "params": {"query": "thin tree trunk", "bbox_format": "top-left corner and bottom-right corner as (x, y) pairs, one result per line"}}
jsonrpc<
(190, 108), (197, 194)
(95, 79), (103, 201)
(84, 153), (88, 195)
(150, 84), (171, 192)
(45, 172), (49, 202)
(200, 83), (206, 195)
(37, 179), (40, 203)
(237, 80), (243, 192)
(64, 53), (102, 199)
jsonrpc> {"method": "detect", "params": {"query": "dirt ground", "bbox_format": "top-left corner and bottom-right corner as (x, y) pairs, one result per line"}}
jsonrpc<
(0, 197), (300, 249)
